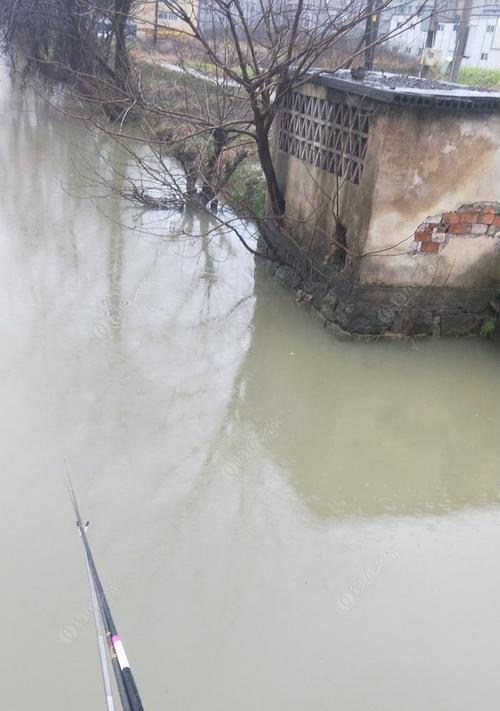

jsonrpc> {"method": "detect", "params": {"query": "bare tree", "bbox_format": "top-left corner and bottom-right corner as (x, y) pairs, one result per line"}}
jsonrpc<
(0, 0), (137, 103)
(0, 0), (435, 262)
(150, 0), (430, 216)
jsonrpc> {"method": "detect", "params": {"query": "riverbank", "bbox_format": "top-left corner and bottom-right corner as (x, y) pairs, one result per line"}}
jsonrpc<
(132, 55), (268, 219)
(16, 48), (500, 342)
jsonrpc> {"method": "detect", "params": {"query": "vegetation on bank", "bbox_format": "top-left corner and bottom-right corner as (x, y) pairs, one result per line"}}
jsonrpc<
(457, 67), (500, 89)
(132, 56), (266, 218)
(435, 65), (500, 88)
(481, 313), (497, 337)
(128, 52), (267, 219)
(225, 161), (267, 218)
(134, 56), (215, 101)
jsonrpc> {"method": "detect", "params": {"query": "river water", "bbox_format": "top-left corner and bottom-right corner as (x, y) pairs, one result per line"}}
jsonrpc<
(1, 68), (500, 711)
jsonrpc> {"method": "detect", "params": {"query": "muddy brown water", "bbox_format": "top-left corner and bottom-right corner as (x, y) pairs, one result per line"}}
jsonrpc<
(1, 68), (500, 711)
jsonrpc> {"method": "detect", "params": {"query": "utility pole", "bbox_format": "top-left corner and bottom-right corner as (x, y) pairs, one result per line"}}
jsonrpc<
(364, 0), (381, 71)
(153, 0), (159, 46)
(425, 0), (438, 49)
(420, 0), (438, 77)
(448, 0), (473, 82)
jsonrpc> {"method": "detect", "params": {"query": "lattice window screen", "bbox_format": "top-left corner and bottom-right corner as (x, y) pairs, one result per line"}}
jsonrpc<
(278, 91), (372, 185)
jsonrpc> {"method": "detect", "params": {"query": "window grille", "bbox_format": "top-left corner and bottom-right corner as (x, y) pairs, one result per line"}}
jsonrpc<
(278, 91), (372, 185)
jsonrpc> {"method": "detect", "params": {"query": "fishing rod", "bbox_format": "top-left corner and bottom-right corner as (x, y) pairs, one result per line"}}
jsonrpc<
(66, 472), (145, 711)
(79, 516), (131, 711)
(84, 550), (116, 711)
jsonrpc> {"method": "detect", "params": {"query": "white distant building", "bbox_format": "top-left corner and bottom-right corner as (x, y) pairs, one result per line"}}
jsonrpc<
(387, 6), (500, 70)
(197, 0), (344, 35)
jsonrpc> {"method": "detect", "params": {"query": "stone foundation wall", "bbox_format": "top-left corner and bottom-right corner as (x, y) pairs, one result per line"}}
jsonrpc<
(259, 226), (499, 340)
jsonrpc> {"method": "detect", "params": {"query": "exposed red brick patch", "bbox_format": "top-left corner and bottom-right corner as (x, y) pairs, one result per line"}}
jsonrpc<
(420, 241), (440, 254)
(412, 203), (500, 255)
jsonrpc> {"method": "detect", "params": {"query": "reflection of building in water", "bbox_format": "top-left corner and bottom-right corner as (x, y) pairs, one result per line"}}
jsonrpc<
(230, 266), (500, 519)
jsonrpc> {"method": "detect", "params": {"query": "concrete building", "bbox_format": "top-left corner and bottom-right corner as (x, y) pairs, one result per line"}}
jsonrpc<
(266, 71), (500, 337)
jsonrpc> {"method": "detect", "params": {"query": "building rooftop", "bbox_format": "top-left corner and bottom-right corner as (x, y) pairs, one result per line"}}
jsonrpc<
(312, 69), (500, 112)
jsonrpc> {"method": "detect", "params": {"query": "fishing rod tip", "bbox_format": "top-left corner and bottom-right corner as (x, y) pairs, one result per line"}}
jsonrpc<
(76, 520), (90, 531)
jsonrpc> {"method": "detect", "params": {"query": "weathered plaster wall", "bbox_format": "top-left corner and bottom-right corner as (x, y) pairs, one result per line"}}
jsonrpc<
(357, 108), (500, 288)
(275, 84), (500, 289)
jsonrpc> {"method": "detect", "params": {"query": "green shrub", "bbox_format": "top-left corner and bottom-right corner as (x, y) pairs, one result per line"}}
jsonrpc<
(226, 161), (267, 218)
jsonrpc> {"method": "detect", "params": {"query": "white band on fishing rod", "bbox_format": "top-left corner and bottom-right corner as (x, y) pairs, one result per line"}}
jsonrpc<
(112, 636), (131, 670)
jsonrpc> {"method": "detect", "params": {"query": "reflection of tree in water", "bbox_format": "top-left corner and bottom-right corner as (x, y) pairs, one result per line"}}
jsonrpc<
(195, 213), (216, 322)
(105, 221), (125, 343)
(189, 211), (244, 324)
(105, 150), (127, 345)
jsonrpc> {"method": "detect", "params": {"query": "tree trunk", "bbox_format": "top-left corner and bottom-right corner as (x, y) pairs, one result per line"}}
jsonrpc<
(114, 0), (132, 91)
(201, 128), (226, 205)
(254, 114), (285, 217)
(67, 0), (87, 73)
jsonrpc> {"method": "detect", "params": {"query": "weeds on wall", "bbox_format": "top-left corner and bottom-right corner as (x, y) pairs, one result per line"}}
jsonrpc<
(480, 313), (497, 338)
